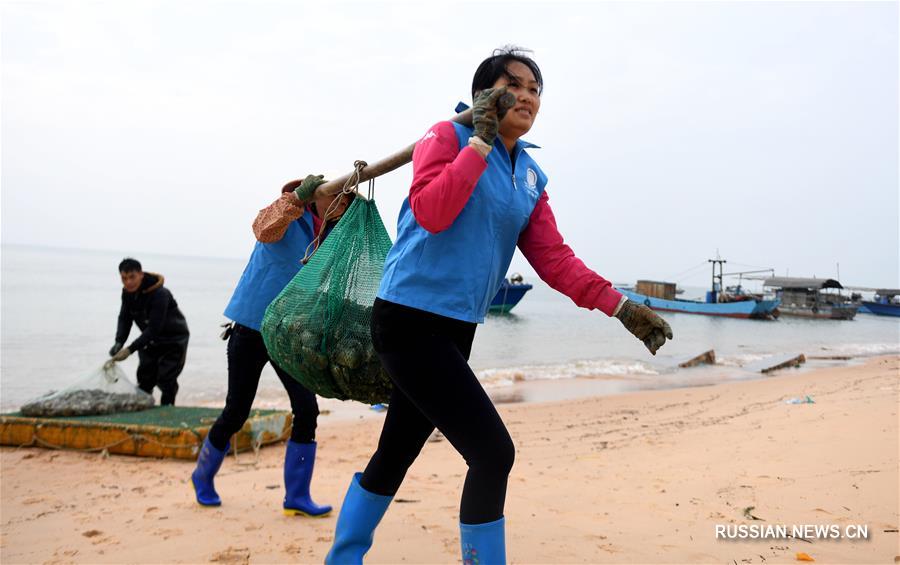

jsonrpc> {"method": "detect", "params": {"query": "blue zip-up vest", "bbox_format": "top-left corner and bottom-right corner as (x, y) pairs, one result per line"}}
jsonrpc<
(224, 213), (316, 331)
(378, 123), (547, 323)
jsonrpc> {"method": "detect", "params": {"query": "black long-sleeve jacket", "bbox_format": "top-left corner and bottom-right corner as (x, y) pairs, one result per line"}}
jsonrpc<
(115, 273), (190, 351)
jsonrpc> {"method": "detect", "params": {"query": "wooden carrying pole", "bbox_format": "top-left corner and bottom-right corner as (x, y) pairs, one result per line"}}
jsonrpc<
(314, 108), (474, 198)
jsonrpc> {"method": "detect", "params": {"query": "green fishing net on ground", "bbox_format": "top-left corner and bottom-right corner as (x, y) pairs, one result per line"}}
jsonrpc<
(261, 195), (394, 405)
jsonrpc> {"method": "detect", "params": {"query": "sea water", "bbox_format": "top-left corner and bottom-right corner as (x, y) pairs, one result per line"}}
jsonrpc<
(2, 244), (898, 412)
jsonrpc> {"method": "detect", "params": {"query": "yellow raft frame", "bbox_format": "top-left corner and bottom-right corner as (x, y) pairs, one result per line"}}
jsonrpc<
(0, 407), (291, 459)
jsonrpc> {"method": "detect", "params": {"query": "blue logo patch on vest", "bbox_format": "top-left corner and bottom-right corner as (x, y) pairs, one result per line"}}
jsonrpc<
(525, 167), (539, 199)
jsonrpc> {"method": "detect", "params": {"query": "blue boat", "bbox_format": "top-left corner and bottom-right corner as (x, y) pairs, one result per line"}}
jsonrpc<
(862, 289), (900, 317)
(851, 294), (871, 314)
(617, 289), (780, 319)
(489, 275), (533, 314)
(617, 258), (780, 319)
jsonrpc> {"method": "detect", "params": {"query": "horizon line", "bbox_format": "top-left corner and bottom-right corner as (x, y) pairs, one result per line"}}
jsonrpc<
(1, 241), (245, 263)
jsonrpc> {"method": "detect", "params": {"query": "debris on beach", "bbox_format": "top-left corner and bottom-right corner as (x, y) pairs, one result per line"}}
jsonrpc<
(795, 552), (815, 561)
(807, 355), (853, 361)
(742, 506), (764, 520)
(210, 546), (251, 565)
(762, 354), (806, 373)
(785, 396), (815, 405)
(745, 354), (807, 374)
(678, 349), (716, 368)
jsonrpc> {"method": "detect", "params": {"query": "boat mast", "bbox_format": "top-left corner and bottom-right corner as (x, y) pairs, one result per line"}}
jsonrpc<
(708, 255), (727, 303)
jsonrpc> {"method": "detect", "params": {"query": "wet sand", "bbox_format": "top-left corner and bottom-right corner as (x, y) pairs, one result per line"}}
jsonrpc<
(1, 356), (897, 564)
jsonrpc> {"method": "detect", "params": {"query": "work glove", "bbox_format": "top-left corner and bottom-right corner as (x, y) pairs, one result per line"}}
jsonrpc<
(615, 300), (674, 355)
(472, 87), (516, 145)
(111, 346), (132, 362)
(293, 174), (327, 203)
(103, 346), (130, 370)
(109, 342), (123, 357)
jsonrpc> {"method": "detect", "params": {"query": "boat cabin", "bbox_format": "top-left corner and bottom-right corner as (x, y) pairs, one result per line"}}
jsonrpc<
(762, 277), (857, 319)
(873, 288), (900, 305)
(636, 280), (677, 300)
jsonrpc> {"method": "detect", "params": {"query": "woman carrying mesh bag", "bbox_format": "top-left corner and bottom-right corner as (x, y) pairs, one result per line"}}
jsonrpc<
(190, 175), (348, 516)
(325, 47), (674, 564)
(261, 170), (394, 407)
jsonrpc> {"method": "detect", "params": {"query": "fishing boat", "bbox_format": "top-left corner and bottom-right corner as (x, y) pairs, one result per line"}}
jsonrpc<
(850, 292), (872, 314)
(762, 277), (857, 320)
(489, 274), (532, 314)
(862, 289), (900, 317)
(616, 258), (780, 319)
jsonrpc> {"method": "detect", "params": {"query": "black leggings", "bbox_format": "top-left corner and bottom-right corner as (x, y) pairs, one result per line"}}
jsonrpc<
(360, 299), (515, 525)
(207, 324), (319, 451)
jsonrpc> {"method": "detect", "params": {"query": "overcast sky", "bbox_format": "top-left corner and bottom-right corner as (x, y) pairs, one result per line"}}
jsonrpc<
(2, 1), (897, 289)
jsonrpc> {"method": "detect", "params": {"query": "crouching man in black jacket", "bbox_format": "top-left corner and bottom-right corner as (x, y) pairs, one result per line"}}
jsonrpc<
(107, 258), (190, 405)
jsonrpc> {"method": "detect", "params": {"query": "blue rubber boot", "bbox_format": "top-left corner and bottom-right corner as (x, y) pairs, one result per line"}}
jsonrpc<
(460, 517), (506, 565)
(325, 473), (392, 565)
(282, 440), (332, 517)
(191, 437), (229, 506)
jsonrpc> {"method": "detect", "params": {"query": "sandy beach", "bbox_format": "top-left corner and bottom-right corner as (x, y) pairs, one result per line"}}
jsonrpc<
(1, 356), (897, 564)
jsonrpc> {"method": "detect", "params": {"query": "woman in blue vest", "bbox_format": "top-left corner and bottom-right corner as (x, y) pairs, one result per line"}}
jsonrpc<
(326, 47), (673, 564)
(190, 175), (349, 517)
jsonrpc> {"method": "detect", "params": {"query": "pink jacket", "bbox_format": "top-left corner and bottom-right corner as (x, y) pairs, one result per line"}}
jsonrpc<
(407, 121), (624, 317)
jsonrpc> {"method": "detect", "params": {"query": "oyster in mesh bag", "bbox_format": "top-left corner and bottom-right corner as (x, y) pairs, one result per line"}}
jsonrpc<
(20, 364), (155, 417)
(261, 197), (393, 404)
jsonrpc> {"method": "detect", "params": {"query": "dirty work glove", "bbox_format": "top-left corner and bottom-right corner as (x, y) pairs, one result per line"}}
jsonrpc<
(111, 346), (132, 362)
(615, 300), (674, 355)
(109, 342), (123, 357)
(472, 87), (516, 145)
(293, 174), (327, 203)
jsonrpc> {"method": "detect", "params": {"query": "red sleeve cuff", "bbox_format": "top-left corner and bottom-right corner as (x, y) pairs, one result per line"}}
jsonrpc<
(597, 287), (625, 317)
(456, 145), (489, 185)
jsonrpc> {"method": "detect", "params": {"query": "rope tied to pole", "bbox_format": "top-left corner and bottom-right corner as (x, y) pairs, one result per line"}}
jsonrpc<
(301, 160), (373, 265)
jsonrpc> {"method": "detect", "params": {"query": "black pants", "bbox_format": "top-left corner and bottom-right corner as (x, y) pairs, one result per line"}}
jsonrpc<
(207, 323), (319, 451)
(137, 338), (188, 406)
(360, 299), (515, 525)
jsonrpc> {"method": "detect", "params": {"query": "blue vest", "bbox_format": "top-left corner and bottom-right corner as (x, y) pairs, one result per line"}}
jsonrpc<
(224, 213), (316, 331)
(378, 123), (546, 323)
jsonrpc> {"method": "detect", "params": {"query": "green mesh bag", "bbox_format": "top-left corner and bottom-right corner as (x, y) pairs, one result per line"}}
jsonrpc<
(261, 196), (393, 404)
